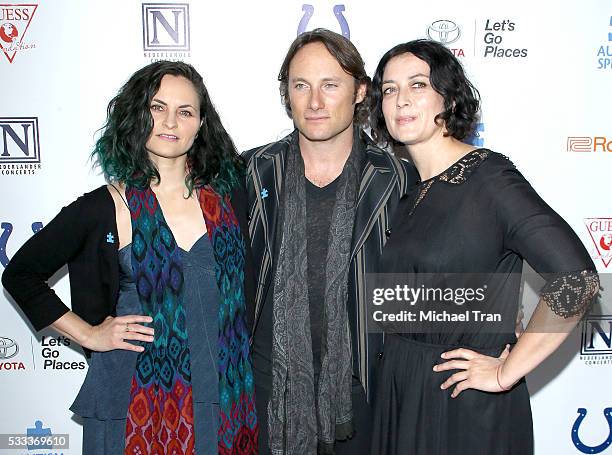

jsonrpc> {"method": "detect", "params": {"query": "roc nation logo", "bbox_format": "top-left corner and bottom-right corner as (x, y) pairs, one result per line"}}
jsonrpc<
(567, 136), (612, 152)
(0, 3), (37, 63)
(0, 117), (41, 175)
(585, 218), (612, 268)
(142, 3), (190, 61)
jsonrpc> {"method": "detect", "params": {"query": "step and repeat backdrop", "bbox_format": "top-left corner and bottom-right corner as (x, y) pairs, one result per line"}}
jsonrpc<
(0, 1), (610, 454)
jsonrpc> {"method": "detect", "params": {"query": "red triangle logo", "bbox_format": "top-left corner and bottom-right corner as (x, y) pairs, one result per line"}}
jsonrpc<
(0, 4), (38, 64)
(584, 218), (612, 268)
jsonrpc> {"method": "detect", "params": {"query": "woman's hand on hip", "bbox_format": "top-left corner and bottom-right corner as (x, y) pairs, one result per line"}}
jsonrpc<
(432, 345), (516, 398)
(84, 315), (154, 352)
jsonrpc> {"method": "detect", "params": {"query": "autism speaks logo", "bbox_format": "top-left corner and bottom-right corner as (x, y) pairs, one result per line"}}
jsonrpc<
(596, 16), (612, 70)
(466, 123), (485, 147)
(0, 4), (37, 63)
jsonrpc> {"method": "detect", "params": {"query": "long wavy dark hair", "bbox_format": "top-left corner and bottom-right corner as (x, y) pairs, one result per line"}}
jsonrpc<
(92, 60), (242, 195)
(278, 28), (371, 127)
(370, 39), (480, 147)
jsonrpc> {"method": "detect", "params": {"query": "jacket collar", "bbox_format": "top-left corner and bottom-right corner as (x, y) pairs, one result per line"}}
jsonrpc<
(350, 131), (399, 260)
(252, 127), (400, 262)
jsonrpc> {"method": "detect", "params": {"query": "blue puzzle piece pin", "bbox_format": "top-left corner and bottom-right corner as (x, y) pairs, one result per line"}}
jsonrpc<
(261, 188), (269, 199)
(106, 232), (115, 244)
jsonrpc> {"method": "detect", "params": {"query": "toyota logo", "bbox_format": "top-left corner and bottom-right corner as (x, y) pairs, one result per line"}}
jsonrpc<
(427, 20), (461, 44)
(0, 337), (19, 359)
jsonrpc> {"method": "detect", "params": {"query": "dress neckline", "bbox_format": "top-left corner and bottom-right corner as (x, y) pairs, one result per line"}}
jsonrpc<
(408, 149), (491, 216)
(178, 232), (209, 253)
(417, 148), (491, 186)
(118, 232), (209, 254)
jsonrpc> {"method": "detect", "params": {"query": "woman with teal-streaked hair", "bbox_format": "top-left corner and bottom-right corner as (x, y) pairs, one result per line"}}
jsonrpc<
(2, 61), (258, 455)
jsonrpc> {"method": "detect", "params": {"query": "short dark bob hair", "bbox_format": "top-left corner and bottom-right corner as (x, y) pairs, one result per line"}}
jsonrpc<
(278, 28), (371, 127)
(371, 39), (480, 146)
(92, 60), (242, 195)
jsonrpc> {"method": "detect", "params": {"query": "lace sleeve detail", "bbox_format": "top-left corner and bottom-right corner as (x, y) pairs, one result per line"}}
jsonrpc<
(540, 270), (600, 318)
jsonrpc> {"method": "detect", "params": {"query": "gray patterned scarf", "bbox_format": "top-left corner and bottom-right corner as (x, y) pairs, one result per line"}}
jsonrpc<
(268, 138), (360, 454)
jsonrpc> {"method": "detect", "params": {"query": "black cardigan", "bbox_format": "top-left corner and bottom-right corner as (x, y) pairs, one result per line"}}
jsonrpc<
(2, 185), (256, 334)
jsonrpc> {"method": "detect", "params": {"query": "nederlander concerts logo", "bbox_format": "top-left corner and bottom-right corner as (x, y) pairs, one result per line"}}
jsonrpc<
(0, 4), (37, 63)
(142, 3), (190, 61)
(0, 117), (41, 175)
(585, 218), (612, 268)
(580, 315), (612, 366)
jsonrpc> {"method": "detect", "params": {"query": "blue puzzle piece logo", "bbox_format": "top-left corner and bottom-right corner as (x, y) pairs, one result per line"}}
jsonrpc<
(26, 420), (52, 450)
(260, 188), (269, 199)
(466, 123), (485, 147)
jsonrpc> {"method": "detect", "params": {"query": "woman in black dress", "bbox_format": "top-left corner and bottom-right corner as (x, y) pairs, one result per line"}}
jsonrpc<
(368, 40), (599, 454)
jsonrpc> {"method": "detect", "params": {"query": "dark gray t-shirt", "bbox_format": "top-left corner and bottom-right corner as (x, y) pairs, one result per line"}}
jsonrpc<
(252, 176), (339, 390)
(306, 176), (340, 377)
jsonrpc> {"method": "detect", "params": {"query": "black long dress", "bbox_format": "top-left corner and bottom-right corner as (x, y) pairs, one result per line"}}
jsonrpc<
(371, 149), (598, 455)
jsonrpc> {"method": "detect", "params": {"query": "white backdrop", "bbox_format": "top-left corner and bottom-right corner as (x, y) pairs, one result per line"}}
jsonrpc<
(1, 1), (611, 454)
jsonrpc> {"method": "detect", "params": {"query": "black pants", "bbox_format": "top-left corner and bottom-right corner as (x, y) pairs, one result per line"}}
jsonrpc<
(256, 382), (373, 454)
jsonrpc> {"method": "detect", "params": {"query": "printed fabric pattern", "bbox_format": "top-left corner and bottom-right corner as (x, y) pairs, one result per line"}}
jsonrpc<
(125, 186), (195, 455)
(198, 186), (259, 454)
(124, 186), (258, 454)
